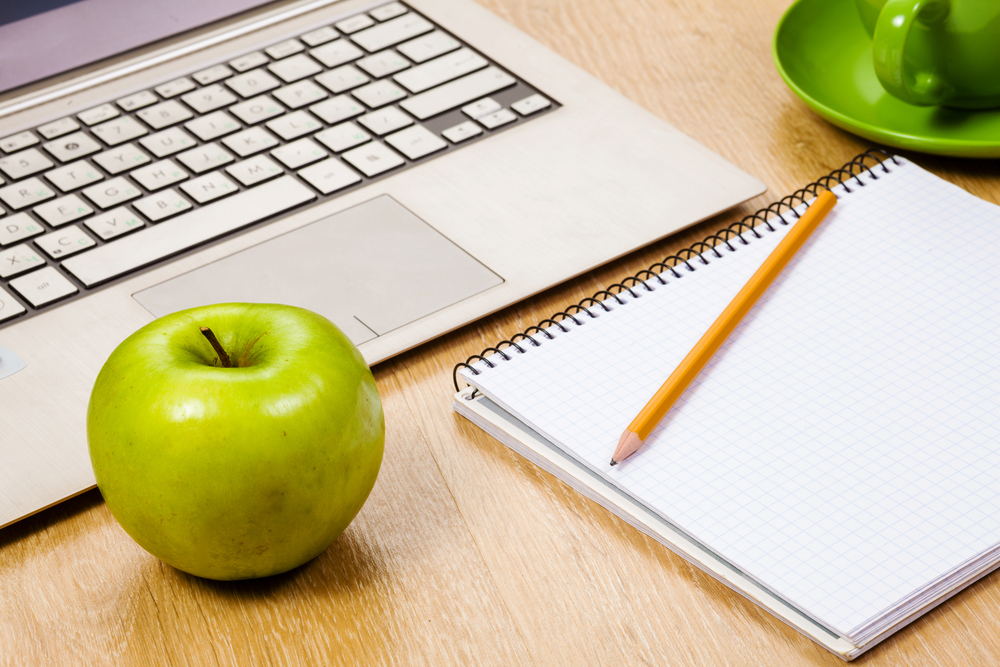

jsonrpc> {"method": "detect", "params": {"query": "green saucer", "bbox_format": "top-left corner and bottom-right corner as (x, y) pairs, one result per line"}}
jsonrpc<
(773, 0), (1000, 157)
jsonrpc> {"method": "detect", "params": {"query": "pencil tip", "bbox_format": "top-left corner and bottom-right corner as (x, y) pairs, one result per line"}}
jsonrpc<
(609, 459), (617, 467)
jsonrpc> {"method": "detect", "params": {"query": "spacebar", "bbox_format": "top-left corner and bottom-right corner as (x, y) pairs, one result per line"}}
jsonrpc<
(62, 176), (317, 287)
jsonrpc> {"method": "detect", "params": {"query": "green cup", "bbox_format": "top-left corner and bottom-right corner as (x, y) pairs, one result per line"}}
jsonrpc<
(855, 0), (1000, 108)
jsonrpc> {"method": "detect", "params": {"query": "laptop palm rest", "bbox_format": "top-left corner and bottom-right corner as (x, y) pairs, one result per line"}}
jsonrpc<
(132, 195), (504, 346)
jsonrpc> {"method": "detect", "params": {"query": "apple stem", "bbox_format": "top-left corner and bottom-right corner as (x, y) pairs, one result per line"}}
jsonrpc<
(199, 327), (231, 368)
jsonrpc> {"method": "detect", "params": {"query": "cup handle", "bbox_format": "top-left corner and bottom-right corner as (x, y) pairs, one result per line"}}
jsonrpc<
(872, 0), (951, 105)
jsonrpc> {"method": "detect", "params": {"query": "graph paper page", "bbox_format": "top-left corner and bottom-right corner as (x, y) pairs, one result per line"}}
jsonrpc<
(461, 159), (1000, 639)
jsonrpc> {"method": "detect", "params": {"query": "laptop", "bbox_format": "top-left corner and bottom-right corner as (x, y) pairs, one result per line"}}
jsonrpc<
(0, 0), (765, 528)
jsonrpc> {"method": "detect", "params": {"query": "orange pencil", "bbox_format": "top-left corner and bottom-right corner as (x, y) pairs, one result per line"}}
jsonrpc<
(611, 190), (838, 466)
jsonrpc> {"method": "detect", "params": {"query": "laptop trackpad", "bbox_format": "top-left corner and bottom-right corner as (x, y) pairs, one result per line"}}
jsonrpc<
(133, 195), (504, 345)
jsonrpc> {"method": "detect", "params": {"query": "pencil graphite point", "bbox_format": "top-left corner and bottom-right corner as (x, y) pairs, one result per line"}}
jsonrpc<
(611, 429), (643, 466)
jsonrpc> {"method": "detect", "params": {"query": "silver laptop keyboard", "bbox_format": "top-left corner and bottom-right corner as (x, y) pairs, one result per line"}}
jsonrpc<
(0, 1), (556, 328)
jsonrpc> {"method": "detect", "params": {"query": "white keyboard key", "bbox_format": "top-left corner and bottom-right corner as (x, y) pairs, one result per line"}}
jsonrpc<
(335, 14), (374, 34)
(1, 131), (39, 153)
(0, 148), (53, 180)
(45, 160), (103, 192)
(225, 155), (284, 186)
(34, 194), (93, 227)
(271, 138), (327, 169)
(297, 158), (361, 194)
(301, 26), (338, 47)
(441, 120), (482, 143)
(357, 106), (412, 136)
(181, 84), (238, 114)
(9, 266), (77, 307)
(266, 110), (322, 140)
(230, 95), (286, 125)
(229, 51), (269, 72)
(0, 286), (26, 320)
(42, 132), (102, 163)
(90, 116), (149, 146)
(193, 64), (234, 85)
(62, 177), (315, 287)
(314, 122), (370, 152)
(0, 179), (56, 211)
(222, 127), (280, 157)
(77, 103), (119, 126)
(315, 65), (369, 94)
(511, 93), (552, 116)
(116, 90), (159, 112)
(139, 127), (197, 158)
(394, 48), (486, 93)
(310, 40), (364, 68)
(130, 159), (189, 190)
(352, 80), (406, 108)
(397, 31), (461, 63)
(385, 125), (446, 159)
(84, 207), (146, 239)
(137, 100), (194, 130)
(185, 111), (242, 142)
(342, 141), (404, 177)
(266, 39), (305, 60)
(35, 224), (96, 259)
(273, 80), (328, 109)
(225, 68), (281, 98)
(461, 97), (501, 119)
(176, 143), (235, 174)
(93, 144), (151, 175)
(479, 108), (517, 129)
(309, 95), (365, 124)
(351, 15), (433, 52)
(401, 67), (515, 120)
(370, 2), (407, 21)
(268, 53), (323, 83)
(155, 77), (196, 99)
(357, 50), (411, 78)
(0, 212), (44, 245)
(181, 172), (239, 204)
(37, 117), (80, 140)
(0, 244), (44, 279)
(81, 177), (141, 209)
(133, 190), (192, 222)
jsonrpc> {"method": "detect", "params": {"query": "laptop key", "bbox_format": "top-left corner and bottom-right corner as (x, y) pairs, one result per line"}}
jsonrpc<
(357, 106), (413, 136)
(225, 68), (281, 98)
(77, 104), (119, 126)
(315, 122), (371, 152)
(315, 65), (370, 94)
(81, 177), (142, 209)
(36, 117), (81, 140)
(352, 80), (407, 108)
(441, 120), (482, 143)
(0, 179), (56, 211)
(385, 125), (446, 160)
(462, 97), (502, 119)
(8, 266), (77, 307)
(133, 190), (192, 222)
(222, 127), (280, 157)
(478, 108), (517, 129)
(268, 54), (323, 83)
(0, 148), (54, 179)
(84, 207), (146, 239)
(1, 131), (39, 153)
(309, 95), (365, 124)
(266, 110), (322, 141)
(310, 40), (364, 69)
(297, 158), (361, 194)
(271, 138), (327, 169)
(351, 15), (433, 52)
(230, 95), (286, 125)
(131, 159), (189, 190)
(35, 225), (96, 259)
(370, 2), (407, 21)
(0, 244), (44, 278)
(42, 132), (102, 163)
(181, 84), (239, 114)
(140, 127), (197, 158)
(273, 80), (328, 109)
(155, 77), (196, 99)
(301, 26), (338, 47)
(90, 116), (149, 146)
(0, 212), (45, 244)
(93, 144), (151, 175)
(357, 50), (411, 78)
(185, 111), (242, 142)
(334, 14), (374, 34)
(226, 155), (284, 186)
(192, 64), (234, 85)
(394, 48), (486, 93)
(116, 90), (158, 112)
(511, 94), (552, 116)
(61, 176), (316, 287)
(401, 67), (516, 120)
(180, 172), (239, 204)
(45, 160), (104, 192)
(229, 51), (269, 72)
(342, 141), (404, 177)
(177, 143), (235, 174)
(34, 194), (94, 227)
(397, 31), (460, 64)
(265, 39), (305, 60)
(137, 101), (194, 130)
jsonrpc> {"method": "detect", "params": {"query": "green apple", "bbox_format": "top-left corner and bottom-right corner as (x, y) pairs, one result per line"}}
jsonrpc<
(87, 303), (384, 580)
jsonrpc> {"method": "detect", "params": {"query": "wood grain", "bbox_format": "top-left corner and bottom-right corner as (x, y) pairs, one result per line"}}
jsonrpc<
(4, 0), (1000, 664)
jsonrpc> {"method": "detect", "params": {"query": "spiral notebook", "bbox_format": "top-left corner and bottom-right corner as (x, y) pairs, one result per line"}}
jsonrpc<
(452, 153), (1000, 660)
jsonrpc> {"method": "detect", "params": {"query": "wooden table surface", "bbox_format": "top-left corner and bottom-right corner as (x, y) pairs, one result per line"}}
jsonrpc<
(5, 0), (1000, 664)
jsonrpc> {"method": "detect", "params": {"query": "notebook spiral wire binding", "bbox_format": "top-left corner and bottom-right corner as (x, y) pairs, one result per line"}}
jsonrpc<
(453, 149), (901, 394)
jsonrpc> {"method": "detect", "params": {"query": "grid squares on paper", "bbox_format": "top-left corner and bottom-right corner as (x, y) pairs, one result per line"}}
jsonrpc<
(461, 159), (1000, 639)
